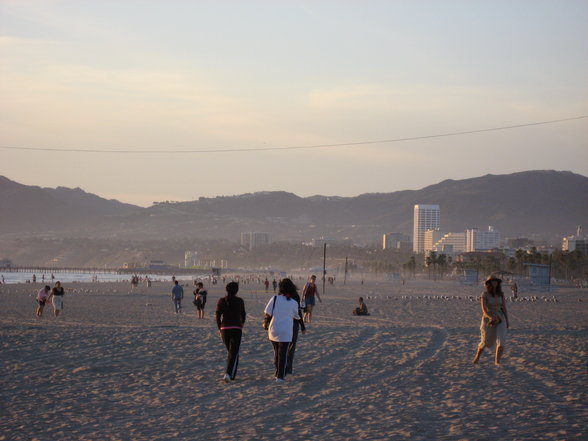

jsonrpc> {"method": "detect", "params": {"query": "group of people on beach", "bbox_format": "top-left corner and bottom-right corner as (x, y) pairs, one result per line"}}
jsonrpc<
(212, 274), (323, 383)
(35, 281), (65, 317)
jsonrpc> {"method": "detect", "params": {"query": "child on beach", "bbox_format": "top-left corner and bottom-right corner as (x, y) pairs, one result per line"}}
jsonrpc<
(36, 285), (51, 317)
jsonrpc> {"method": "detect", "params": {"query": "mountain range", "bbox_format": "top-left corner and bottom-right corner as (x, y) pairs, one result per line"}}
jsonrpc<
(1, 170), (587, 244)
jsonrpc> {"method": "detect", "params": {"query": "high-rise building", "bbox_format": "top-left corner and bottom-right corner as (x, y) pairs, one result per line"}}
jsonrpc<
(184, 251), (198, 267)
(241, 232), (272, 250)
(562, 226), (587, 252)
(382, 233), (411, 250)
(413, 204), (440, 253)
(466, 226), (501, 252)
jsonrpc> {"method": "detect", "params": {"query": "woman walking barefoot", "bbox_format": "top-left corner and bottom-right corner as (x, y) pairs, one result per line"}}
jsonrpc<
(473, 275), (510, 365)
(49, 281), (65, 317)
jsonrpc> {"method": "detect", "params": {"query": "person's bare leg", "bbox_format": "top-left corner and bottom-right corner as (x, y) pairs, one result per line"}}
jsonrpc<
(473, 345), (484, 364)
(495, 345), (503, 365)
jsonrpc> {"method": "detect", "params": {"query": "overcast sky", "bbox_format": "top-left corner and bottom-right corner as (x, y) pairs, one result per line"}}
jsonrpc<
(1, 0), (587, 206)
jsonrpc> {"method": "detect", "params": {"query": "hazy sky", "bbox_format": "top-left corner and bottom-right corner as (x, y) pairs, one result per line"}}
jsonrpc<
(1, 1), (587, 206)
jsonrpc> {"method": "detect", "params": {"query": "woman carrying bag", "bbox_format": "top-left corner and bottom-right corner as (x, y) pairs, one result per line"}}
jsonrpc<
(264, 278), (304, 383)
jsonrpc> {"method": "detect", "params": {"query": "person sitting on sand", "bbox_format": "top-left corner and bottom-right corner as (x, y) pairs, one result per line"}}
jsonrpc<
(473, 275), (510, 365)
(352, 297), (370, 316)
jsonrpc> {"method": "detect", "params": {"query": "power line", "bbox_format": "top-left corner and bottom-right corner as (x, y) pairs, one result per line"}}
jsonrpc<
(1, 115), (586, 154)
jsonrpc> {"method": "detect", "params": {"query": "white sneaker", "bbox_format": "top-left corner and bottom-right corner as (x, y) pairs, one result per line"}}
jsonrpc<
(275, 378), (285, 384)
(223, 374), (230, 383)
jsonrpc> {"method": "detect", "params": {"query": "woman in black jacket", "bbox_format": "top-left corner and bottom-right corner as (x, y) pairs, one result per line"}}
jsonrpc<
(216, 282), (246, 382)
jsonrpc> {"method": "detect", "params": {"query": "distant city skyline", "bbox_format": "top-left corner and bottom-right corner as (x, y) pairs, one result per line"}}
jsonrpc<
(1, 1), (587, 206)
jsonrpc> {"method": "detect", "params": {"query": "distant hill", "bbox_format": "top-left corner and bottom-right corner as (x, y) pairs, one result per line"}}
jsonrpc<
(0, 176), (140, 235)
(1, 170), (587, 243)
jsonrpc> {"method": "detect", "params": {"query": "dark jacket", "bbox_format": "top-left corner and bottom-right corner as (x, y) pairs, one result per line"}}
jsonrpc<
(216, 296), (246, 330)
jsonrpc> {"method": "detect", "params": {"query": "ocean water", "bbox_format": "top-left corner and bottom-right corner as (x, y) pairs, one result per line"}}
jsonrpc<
(0, 272), (207, 285)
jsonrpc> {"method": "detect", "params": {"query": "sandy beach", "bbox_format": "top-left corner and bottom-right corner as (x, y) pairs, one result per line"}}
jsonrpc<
(1, 278), (586, 440)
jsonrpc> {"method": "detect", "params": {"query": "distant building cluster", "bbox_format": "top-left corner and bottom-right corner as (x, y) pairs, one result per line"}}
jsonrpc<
(311, 237), (337, 248)
(184, 251), (198, 267)
(415, 204), (501, 255)
(382, 233), (411, 251)
(385, 204), (502, 256)
(562, 226), (587, 253)
(241, 232), (272, 250)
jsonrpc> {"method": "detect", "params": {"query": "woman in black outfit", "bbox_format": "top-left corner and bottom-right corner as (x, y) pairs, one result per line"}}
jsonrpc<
(216, 282), (246, 382)
(283, 279), (306, 375)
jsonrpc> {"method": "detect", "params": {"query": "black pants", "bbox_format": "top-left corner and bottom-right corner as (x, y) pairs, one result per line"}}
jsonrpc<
(286, 321), (300, 374)
(221, 329), (242, 380)
(272, 341), (290, 380)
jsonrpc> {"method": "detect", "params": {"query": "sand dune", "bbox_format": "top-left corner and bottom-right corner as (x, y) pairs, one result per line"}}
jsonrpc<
(1, 278), (586, 440)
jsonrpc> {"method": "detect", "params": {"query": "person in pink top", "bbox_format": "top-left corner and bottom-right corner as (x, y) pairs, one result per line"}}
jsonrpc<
(36, 285), (51, 317)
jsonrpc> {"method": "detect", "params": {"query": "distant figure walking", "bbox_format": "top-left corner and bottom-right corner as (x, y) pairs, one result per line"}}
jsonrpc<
(352, 297), (370, 316)
(193, 282), (208, 319)
(264, 279), (303, 383)
(473, 275), (510, 365)
(216, 282), (246, 382)
(301, 275), (322, 323)
(272, 279), (278, 293)
(36, 285), (51, 317)
(171, 280), (184, 314)
(510, 281), (518, 299)
(264, 278), (270, 292)
(131, 275), (139, 292)
(49, 281), (65, 317)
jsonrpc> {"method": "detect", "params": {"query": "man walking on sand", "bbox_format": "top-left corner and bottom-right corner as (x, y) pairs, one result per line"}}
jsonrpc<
(301, 275), (322, 323)
(171, 280), (184, 314)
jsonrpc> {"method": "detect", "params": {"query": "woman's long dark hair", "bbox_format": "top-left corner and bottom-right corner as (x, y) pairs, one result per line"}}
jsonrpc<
(278, 278), (297, 300)
(225, 282), (239, 307)
(485, 279), (503, 296)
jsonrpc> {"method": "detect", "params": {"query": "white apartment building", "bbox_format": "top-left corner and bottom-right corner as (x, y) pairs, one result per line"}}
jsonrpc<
(184, 251), (198, 267)
(424, 229), (446, 254)
(466, 226), (501, 252)
(413, 204), (440, 253)
(241, 232), (272, 250)
(432, 232), (467, 254)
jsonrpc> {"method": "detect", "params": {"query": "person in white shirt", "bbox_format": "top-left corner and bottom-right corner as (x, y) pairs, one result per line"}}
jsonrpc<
(264, 278), (303, 383)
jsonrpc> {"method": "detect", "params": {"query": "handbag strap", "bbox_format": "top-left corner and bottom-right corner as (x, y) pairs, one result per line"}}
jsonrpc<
(271, 296), (277, 314)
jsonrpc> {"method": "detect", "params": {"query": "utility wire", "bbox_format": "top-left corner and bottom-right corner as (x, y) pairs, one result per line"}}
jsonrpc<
(1, 115), (586, 154)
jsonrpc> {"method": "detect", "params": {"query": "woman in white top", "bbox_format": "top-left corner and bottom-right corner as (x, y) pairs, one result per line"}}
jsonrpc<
(264, 278), (303, 383)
